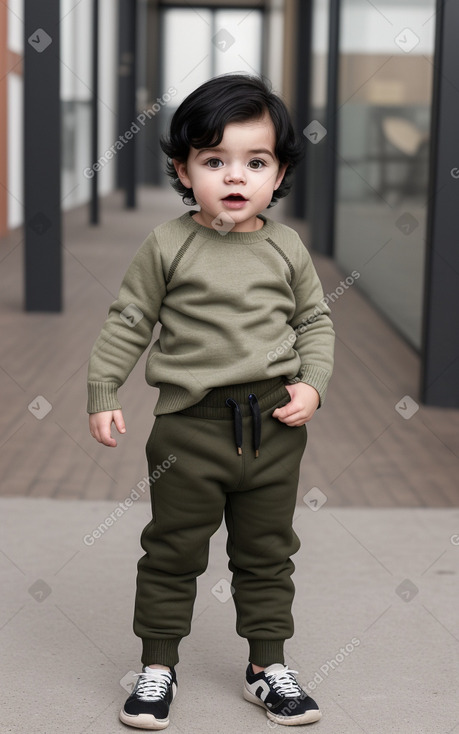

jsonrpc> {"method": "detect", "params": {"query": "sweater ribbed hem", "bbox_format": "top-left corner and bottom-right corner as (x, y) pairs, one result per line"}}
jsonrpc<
(248, 639), (285, 667)
(141, 637), (181, 667)
(87, 381), (122, 413)
(289, 365), (331, 406)
(87, 368), (331, 415)
(154, 376), (291, 417)
(154, 382), (195, 415)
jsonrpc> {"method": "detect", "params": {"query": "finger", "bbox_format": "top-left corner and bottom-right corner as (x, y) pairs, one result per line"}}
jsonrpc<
(101, 432), (117, 447)
(89, 418), (116, 446)
(276, 410), (306, 426)
(95, 424), (117, 447)
(283, 418), (305, 427)
(113, 410), (126, 435)
(272, 404), (296, 419)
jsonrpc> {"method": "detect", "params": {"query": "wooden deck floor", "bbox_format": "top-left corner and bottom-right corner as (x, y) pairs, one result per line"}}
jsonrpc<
(1, 187), (458, 505)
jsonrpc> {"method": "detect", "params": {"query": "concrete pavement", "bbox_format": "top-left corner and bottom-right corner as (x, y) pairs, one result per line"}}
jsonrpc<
(1, 497), (459, 733)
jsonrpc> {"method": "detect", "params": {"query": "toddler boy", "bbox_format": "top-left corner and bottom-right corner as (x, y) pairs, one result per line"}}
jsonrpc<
(88, 73), (335, 729)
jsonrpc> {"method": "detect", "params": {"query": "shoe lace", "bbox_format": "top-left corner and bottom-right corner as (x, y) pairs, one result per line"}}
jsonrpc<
(266, 667), (304, 698)
(134, 669), (172, 701)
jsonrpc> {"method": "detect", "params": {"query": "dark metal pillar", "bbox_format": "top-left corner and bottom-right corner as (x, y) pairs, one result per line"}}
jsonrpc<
(319, 0), (340, 256)
(151, 1), (164, 186)
(24, 1), (61, 311)
(90, 0), (99, 224)
(117, 0), (138, 208)
(292, 0), (313, 220)
(421, 0), (459, 407)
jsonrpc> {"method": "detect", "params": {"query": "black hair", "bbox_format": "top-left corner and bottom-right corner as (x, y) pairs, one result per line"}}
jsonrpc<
(160, 73), (304, 207)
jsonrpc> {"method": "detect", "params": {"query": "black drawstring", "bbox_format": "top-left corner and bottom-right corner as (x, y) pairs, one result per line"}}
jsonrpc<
(225, 394), (261, 457)
(248, 394), (261, 458)
(225, 398), (243, 455)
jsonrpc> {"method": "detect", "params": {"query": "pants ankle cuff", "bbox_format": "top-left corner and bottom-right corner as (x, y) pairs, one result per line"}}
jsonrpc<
(248, 639), (285, 667)
(141, 638), (181, 667)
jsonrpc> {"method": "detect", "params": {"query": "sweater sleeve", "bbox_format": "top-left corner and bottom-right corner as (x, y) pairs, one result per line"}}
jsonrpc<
(87, 232), (166, 413)
(287, 240), (335, 405)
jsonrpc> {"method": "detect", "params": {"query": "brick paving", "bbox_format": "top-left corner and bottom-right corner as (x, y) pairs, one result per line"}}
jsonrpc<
(1, 187), (458, 505)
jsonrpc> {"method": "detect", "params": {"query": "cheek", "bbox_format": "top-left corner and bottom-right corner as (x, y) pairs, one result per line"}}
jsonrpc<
(193, 173), (215, 199)
(254, 169), (279, 191)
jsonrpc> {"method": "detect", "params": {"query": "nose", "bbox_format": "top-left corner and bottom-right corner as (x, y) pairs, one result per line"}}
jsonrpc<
(224, 164), (246, 184)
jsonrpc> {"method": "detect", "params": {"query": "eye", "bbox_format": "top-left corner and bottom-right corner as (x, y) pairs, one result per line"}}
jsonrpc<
(248, 159), (265, 170)
(206, 158), (223, 168)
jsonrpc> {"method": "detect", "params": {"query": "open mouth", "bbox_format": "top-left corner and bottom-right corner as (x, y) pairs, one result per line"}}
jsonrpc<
(223, 193), (247, 202)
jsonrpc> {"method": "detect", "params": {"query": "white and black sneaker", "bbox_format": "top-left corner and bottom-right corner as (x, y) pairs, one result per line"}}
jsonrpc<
(120, 666), (177, 730)
(244, 663), (321, 726)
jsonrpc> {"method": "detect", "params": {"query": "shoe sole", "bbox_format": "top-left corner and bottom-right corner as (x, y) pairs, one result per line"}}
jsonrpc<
(243, 687), (322, 726)
(119, 684), (177, 730)
(119, 710), (169, 730)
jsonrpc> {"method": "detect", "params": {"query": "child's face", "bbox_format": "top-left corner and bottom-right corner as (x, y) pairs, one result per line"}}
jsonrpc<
(174, 113), (288, 232)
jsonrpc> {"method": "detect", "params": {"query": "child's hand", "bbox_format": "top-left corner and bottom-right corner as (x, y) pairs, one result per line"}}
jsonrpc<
(89, 409), (126, 447)
(272, 383), (320, 427)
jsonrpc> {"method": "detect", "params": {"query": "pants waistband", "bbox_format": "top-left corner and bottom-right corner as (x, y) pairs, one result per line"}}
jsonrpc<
(178, 377), (289, 419)
(178, 377), (290, 458)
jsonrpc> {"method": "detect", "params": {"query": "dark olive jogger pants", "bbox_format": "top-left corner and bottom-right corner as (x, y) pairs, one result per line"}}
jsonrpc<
(133, 377), (307, 668)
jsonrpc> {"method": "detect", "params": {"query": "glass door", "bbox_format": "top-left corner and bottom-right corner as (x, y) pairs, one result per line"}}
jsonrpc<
(334, 0), (436, 349)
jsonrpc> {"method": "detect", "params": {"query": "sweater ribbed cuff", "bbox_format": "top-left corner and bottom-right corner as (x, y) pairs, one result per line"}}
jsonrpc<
(87, 381), (122, 414)
(290, 365), (331, 406)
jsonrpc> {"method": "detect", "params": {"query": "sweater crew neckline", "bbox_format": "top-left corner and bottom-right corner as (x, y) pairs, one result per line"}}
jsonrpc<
(179, 211), (276, 243)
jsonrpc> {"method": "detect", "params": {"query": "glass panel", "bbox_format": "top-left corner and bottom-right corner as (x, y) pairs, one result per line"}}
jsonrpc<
(61, 101), (92, 208)
(334, 0), (436, 349)
(162, 7), (262, 104)
(162, 8), (213, 106)
(213, 9), (262, 77)
(60, 0), (92, 208)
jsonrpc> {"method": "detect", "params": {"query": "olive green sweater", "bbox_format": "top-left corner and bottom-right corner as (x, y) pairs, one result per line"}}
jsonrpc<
(87, 211), (335, 416)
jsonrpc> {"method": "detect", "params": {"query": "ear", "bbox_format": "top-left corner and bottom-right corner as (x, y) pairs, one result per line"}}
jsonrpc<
(173, 159), (192, 189)
(274, 163), (288, 191)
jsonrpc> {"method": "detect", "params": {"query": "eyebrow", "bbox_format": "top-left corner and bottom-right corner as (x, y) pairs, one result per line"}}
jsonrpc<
(196, 147), (275, 159)
(249, 148), (275, 158)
